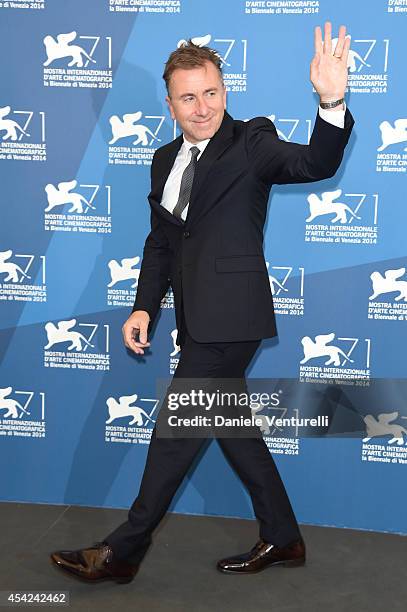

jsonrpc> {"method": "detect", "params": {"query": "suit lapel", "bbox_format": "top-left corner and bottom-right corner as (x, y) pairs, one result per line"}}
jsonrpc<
(148, 133), (184, 227)
(185, 110), (234, 228)
(148, 110), (235, 228)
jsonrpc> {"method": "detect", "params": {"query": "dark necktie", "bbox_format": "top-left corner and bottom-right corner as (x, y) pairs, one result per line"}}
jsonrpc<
(172, 145), (200, 221)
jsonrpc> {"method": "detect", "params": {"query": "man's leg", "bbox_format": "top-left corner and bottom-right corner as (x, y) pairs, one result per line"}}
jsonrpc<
(104, 315), (300, 564)
(204, 339), (302, 548)
(216, 436), (301, 547)
(103, 307), (262, 565)
(104, 425), (208, 564)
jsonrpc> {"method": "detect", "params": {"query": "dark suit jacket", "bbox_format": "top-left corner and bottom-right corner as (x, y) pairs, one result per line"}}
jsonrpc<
(132, 108), (355, 344)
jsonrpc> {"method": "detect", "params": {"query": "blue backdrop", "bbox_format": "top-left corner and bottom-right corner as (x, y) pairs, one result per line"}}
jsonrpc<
(1, 0), (406, 536)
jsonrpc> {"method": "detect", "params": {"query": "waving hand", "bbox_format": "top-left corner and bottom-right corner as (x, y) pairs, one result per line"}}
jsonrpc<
(311, 21), (350, 103)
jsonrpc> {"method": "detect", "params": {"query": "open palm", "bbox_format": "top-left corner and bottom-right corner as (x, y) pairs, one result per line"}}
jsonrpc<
(311, 21), (350, 101)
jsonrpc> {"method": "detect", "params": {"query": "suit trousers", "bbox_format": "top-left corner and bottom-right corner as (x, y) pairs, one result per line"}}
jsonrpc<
(104, 304), (302, 564)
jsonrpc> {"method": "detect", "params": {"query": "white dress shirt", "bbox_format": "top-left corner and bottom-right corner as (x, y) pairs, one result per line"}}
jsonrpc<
(160, 104), (346, 221)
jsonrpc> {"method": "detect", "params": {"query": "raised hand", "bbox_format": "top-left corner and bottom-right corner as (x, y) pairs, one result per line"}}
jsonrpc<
(310, 21), (350, 103)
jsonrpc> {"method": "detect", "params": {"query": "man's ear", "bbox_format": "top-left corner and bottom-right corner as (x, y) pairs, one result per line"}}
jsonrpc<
(165, 95), (176, 120)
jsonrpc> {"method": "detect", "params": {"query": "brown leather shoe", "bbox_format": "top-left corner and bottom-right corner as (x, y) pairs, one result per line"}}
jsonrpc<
(50, 541), (138, 584)
(217, 537), (306, 574)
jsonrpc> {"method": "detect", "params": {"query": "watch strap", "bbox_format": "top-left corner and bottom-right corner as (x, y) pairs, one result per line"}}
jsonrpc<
(319, 98), (345, 109)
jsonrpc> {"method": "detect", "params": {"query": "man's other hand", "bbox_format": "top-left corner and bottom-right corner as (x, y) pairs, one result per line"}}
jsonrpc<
(122, 310), (151, 355)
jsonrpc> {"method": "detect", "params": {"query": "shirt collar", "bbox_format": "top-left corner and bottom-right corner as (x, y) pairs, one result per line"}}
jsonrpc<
(182, 134), (211, 155)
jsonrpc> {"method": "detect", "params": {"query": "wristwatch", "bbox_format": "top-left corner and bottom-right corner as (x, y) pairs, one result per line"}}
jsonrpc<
(319, 98), (345, 109)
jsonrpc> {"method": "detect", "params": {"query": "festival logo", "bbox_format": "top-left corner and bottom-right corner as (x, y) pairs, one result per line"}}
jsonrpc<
(169, 328), (181, 375)
(367, 266), (407, 321)
(161, 287), (174, 310)
(311, 34), (390, 95)
(0, 0), (45, 10)
(106, 256), (141, 307)
(244, 1), (319, 16)
(44, 180), (112, 234)
(243, 114), (313, 145)
(304, 189), (379, 245)
(108, 0), (181, 14)
(299, 332), (371, 383)
(43, 319), (110, 371)
(43, 31), (113, 89)
(104, 392), (159, 445)
(0, 250), (46, 303)
(0, 105), (46, 161)
(0, 387), (46, 439)
(108, 111), (166, 166)
(361, 410), (407, 466)
(266, 262), (304, 317)
(387, 0), (407, 14)
(248, 385), (300, 456)
(177, 34), (248, 93)
(267, 114), (312, 142)
(376, 118), (407, 174)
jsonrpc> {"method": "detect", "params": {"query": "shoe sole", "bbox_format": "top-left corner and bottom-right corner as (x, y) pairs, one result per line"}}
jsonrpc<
(50, 557), (135, 584)
(217, 558), (306, 574)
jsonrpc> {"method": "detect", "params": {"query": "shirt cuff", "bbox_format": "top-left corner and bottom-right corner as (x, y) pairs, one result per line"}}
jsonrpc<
(318, 101), (346, 129)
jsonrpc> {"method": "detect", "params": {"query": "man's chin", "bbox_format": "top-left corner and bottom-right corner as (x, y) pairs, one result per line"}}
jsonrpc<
(191, 124), (217, 141)
(197, 129), (215, 140)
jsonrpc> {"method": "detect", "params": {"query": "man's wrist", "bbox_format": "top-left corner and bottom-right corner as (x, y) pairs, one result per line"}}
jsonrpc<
(319, 96), (345, 111)
(320, 102), (345, 112)
(131, 306), (151, 318)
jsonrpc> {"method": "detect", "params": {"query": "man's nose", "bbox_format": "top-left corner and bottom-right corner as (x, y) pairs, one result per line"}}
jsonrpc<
(195, 97), (209, 115)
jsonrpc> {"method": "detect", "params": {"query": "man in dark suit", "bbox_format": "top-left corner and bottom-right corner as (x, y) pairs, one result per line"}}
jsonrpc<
(51, 21), (354, 583)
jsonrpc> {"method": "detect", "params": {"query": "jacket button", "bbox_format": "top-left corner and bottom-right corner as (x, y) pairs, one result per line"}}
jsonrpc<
(183, 230), (190, 238)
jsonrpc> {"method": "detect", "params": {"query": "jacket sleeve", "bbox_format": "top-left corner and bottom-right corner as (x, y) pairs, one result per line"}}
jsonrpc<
(246, 106), (355, 186)
(131, 206), (171, 330)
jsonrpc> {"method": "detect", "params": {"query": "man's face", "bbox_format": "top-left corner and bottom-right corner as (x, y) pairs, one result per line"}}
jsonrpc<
(165, 60), (227, 143)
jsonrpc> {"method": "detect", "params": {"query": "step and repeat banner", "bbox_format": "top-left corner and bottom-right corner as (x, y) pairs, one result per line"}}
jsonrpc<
(1, 0), (406, 535)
